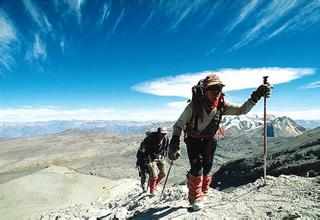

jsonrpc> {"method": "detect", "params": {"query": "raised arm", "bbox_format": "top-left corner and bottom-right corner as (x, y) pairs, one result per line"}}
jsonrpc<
(223, 99), (256, 115)
(224, 84), (271, 115)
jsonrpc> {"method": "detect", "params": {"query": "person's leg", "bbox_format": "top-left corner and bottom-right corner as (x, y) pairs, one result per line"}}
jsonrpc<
(202, 138), (217, 194)
(156, 159), (166, 185)
(147, 161), (159, 194)
(140, 166), (147, 192)
(186, 138), (204, 209)
(186, 138), (203, 177)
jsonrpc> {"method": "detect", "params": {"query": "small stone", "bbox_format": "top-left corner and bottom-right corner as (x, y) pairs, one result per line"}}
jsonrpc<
(266, 211), (272, 216)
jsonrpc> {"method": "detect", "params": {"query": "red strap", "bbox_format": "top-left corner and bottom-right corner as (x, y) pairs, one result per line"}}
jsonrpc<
(212, 94), (224, 109)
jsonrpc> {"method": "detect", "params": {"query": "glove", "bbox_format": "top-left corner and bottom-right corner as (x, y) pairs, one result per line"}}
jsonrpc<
(251, 84), (271, 102)
(169, 150), (181, 161)
(168, 135), (180, 161)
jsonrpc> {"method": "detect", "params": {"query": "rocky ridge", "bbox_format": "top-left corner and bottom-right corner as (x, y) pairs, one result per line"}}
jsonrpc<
(37, 175), (320, 220)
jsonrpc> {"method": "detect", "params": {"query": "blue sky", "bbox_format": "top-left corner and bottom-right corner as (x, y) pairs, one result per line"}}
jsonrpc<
(0, 0), (319, 121)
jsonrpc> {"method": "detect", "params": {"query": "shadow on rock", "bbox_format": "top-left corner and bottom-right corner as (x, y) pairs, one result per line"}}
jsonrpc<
(128, 206), (186, 220)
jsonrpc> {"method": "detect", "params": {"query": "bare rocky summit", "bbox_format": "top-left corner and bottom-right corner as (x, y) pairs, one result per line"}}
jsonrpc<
(37, 174), (320, 220)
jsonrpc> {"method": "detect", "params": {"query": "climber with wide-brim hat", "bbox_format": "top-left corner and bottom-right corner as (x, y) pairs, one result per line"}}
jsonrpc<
(168, 74), (271, 211)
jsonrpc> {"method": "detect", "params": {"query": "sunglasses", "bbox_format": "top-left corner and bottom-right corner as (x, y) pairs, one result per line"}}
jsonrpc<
(206, 85), (223, 92)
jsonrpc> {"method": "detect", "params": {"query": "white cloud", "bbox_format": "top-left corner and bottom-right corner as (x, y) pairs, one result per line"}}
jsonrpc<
(55, 0), (86, 24)
(111, 8), (125, 34)
(0, 105), (184, 122)
(231, 0), (300, 50)
(198, 1), (222, 28)
(169, 4), (194, 30)
(141, 9), (154, 29)
(303, 81), (320, 89)
(156, 0), (211, 30)
(60, 38), (65, 54)
(266, 0), (320, 40)
(26, 34), (47, 62)
(225, 0), (259, 33)
(99, 2), (111, 25)
(67, 0), (86, 23)
(22, 0), (52, 32)
(133, 67), (315, 98)
(33, 34), (46, 60)
(0, 10), (17, 73)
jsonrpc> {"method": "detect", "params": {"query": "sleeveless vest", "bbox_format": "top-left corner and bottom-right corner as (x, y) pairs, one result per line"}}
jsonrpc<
(185, 104), (224, 140)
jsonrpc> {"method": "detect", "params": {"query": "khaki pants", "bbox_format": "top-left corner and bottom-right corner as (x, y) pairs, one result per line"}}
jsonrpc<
(147, 159), (166, 178)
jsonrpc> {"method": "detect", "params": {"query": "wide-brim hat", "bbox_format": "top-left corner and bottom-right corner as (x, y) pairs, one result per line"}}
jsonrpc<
(205, 74), (225, 88)
(157, 127), (168, 134)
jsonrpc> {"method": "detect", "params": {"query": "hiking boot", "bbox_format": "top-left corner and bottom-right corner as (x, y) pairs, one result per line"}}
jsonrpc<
(187, 175), (203, 204)
(191, 200), (202, 211)
(140, 180), (147, 192)
(141, 184), (147, 193)
(156, 173), (165, 185)
(148, 176), (158, 194)
(202, 176), (212, 195)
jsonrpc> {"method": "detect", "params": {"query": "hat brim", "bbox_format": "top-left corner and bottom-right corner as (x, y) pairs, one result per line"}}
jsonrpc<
(206, 82), (225, 88)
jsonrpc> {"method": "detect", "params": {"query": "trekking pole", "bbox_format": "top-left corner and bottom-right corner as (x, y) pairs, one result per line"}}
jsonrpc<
(146, 175), (149, 193)
(263, 76), (269, 186)
(160, 160), (174, 201)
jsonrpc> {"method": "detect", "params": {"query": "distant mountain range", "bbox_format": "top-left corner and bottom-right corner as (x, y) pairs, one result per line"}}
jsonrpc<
(296, 120), (320, 129)
(0, 121), (172, 139)
(0, 116), (318, 139)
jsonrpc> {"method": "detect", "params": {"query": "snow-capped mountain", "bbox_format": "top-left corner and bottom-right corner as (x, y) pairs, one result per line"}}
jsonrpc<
(270, 116), (306, 137)
(221, 115), (263, 131)
(220, 115), (305, 137)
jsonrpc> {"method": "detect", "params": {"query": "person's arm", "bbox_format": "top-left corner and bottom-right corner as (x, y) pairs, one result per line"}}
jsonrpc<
(136, 150), (142, 167)
(223, 84), (271, 115)
(164, 136), (169, 157)
(223, 99), (256, 115)
(172, 103), (193, 137)
(169, 103), (192, 160)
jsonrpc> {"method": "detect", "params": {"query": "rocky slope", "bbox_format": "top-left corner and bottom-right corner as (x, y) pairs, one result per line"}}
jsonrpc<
(213, 127), (320, 190)
(0, 131), (143, 184)
(37, 175), (320, 220)
(0, 166), (136, 220)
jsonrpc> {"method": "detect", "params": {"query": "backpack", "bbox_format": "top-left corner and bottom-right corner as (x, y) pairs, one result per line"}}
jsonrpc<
(185, 79), (225, 139)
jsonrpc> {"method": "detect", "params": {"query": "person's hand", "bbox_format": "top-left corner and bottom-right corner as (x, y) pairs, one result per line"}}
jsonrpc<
(168, 135), (180, 161)
(169, 135), (180, 150)
(251, 83), (271, 102)
(168, 150), (181, 161)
